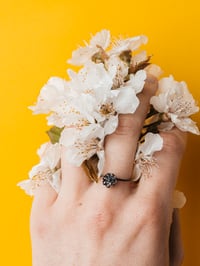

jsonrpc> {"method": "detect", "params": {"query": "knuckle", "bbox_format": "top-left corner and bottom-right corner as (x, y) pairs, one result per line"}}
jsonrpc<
(115, 114), (137, 136)
(30, 214), (50, 238)
(138, 195), (169, 226)
(30, 208), (58, 238)
(142, 205), (160, 224)
(83, 203), (113, 236)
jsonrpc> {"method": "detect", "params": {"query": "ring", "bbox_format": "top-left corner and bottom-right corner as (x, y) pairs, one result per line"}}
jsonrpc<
(101, 173), (133, 188)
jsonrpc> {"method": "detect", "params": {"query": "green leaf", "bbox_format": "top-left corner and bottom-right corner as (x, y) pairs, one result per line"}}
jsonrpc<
(46, 126), (64, 144)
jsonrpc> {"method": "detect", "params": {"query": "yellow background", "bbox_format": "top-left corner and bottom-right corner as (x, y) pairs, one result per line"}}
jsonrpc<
(1, 0), (200, 265)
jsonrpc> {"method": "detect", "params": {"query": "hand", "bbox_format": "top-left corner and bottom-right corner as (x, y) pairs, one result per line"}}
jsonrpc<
(30, 76), (186, 266)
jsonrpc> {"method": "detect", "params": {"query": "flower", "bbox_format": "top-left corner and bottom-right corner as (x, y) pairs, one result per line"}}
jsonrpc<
(18, 29), (199, 197)
(18, 142), (61, 195)
(30, 77), (70, 115)
(133, 133), (163, 181)
(123, 70), (146, 94)
(150, 75), (200, 134)
(110, 35), (148, 55)
(106, 56), (129, 88)
(131, 51), (148, 66)
(94, 70), (146, 134)
(68, 29), (110, 65)
(29, 76), (76, 128)
(67, 62), (114, 99)
(60, 124), (105, 175)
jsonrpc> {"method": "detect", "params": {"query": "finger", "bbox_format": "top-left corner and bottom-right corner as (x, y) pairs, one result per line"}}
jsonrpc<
(57, 146), (91, 202)
(32, 182), (57, 210)
(102, 75), (158, 182)
(169, 209), (184, 266)
(138, 128), (187, 200)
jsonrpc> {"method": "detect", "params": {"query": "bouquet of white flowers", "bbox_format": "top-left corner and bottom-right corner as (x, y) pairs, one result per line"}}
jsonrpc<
(18, 30), (199, 207)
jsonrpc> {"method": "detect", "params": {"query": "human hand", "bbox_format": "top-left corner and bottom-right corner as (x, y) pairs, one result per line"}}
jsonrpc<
(30, 76), (186, 266)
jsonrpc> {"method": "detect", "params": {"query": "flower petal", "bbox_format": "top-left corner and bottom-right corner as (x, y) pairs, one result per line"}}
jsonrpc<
(103, 115), (119, 135)
(171, 117), (200, 135)
(90, 29), (110, 49)
(50, 169), (61, 193)
(115, 87), (139, 114)
(68, 30), (110, 65)
(97, 150), (105, 177)
(172, 190), (187, 209)
(17, 180), (34, 196)
(138, 133), (163, 156)
(30, 77), (69, 114)
(125, 70), (146, 94)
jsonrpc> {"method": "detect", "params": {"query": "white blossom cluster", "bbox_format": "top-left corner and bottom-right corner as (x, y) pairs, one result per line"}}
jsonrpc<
(18, 30), (199, 206)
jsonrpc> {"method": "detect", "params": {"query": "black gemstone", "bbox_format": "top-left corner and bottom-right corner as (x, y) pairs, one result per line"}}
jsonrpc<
(102, 173), (118, 188)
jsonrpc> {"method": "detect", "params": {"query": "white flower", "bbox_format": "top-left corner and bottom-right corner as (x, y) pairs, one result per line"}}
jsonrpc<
(18, 142), (61, 195)
(30, 77), (70, 114)
(44, 63), (112, 128)
(98, 70), (146, 133)
(123, 70), (146, 94)
(36, 142), (61, 168)
(93, 87), (140, 135)
(110, 35), (148, 55)
(114, 87), (141, 113)
(60, 124), (105, 174)
(68, 29), (110, 65)
(150, 75), (199, 134)
(67, 62), (114, 98)
(57, 62), (115, 129)
(105, 52), (146, 90)
(68, 61), (142, 135)
(30, 77), (76, 128)
(47, 93), (95, 128)
(95, 85), (141, 119)
(130, 51), (163, 78)
(93, 71), (146, 134)
(131, 51), (148, 66)
(20, 30), (200, 198)
(106, 56), (129, 88)
(46, 87), (97, 128)
(133, 133), (163, 181)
